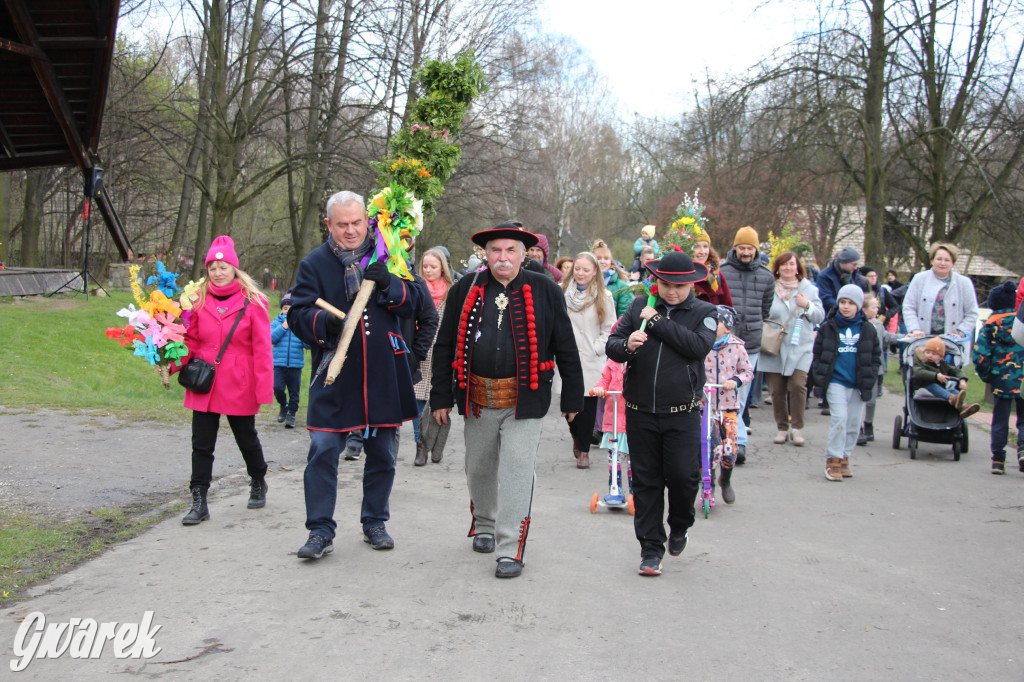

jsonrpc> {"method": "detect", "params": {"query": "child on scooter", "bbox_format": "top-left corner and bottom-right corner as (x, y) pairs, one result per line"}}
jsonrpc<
(702, 306), (753, 504)
(591, 356), (630, 498)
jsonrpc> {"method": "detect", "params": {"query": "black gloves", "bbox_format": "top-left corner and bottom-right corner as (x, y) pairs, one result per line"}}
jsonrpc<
(364, 262), (391, 289)
(325, 314), (343, 336)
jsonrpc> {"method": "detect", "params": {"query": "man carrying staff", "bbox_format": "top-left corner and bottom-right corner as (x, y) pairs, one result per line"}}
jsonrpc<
(287, 190), (423, 560)
(431, 223), (584, 579)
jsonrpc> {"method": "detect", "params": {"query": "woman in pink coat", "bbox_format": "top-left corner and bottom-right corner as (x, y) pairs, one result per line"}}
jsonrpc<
(175, 235), (274, 526)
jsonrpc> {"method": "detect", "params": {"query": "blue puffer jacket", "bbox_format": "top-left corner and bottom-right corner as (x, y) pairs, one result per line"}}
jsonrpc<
(271, 312), (308, 368)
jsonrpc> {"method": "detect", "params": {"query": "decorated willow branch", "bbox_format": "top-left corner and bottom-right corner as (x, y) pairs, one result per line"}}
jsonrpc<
(323, 52), (487, 385)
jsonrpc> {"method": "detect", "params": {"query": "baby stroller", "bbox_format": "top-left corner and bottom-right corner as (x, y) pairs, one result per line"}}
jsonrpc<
(891, 335), (970, 461)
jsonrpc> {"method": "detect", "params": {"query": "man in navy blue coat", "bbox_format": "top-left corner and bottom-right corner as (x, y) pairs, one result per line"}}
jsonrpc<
(287, 190), (423, 560)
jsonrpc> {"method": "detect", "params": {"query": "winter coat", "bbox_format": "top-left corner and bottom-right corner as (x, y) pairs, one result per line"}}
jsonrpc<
(703, 335), (754, 412)
(808, 310), (881, 402)
(693, 262), (733, 306)
(1014, 303), (1024, 350)
(180, 290), (274, 415)
(566, 288), (616, 391)
(271, 312), (309, 368)
(633, 236), (661, 258)
(901, 269), (979, 349)
(718, 249), (775, 354)
(414, 294), (447, 402)
(972, 309), (1024, 396)
(430, 267), (584, 420)
(911, 354), (965, 391)
(816, 259), (869, 313)
(868, 317), (902, 375)
(606, 291), (718, 413)
(399, 274), (439, 385)
(757, 278), (825, 376)
(287, 242), (422, 432)
(604, 272), (634, 317)
(593, 360), (627, 433)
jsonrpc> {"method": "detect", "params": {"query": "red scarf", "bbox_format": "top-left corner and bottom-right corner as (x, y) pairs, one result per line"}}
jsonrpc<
(425, 277), (448, 309)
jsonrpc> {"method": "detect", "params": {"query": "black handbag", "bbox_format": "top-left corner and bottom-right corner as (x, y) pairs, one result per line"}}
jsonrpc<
(178, 298), (250, 394)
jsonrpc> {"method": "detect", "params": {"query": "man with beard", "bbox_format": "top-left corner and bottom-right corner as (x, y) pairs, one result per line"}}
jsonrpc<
(718, 226), (775, 464)
(817, 247), (869, 314)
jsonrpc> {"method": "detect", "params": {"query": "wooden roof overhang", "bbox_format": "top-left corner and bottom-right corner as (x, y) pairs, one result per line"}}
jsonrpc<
(0, 0), (132, 260)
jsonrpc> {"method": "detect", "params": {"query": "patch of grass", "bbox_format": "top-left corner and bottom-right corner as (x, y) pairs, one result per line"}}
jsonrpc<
(0, 292), (306, 423)
(0, 503), (175, 602)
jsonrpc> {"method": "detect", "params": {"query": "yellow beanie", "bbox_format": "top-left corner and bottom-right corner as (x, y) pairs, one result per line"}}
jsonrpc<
(641, 225), (656, 239)
(695, 229), (711, 244)
(733, 226), (759, 248)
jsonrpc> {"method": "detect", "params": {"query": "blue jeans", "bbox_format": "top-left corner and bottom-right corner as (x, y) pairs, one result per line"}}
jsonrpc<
(991, 395), (1024, 461)
(923, 381), (957, 400)
(304, 427), (397, 539)
(273, 366), (301, 413)
(411, 399), (426, 444)
(736, 352), (759, 446)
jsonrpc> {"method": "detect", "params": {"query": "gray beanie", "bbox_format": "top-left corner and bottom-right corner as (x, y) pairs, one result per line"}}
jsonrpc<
(837, 247), (860, 264)
(837, 283), (864, 308)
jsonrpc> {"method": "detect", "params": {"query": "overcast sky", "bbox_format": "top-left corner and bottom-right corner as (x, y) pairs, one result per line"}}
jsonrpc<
(539, 0), (820, 118)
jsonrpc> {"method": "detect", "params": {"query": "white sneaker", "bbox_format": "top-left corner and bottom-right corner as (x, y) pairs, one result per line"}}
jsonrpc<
(790, 429), (806, 446)
(773, 430), (788, 444)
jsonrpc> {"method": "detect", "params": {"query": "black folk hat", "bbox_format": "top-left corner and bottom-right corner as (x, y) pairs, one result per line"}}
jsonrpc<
(645, 249), (709, 284)
(471, 222), (539, 249)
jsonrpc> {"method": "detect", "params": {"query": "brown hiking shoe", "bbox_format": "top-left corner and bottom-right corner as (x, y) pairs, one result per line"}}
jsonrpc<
(840, 458), (852, 478)
(960, 403), (980, 418)
(954, 390), (966, 410)
(825, 457), (844, 481)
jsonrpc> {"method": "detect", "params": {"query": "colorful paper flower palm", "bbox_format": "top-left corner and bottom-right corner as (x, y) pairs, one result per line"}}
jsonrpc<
(105, 262), (192, 384)
(662, 189), (709, 257)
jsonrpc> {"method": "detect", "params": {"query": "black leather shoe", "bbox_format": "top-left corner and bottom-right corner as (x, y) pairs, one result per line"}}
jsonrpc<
(668, 531), (689, 556)
(472, 534), (495, 553)
(495, 559), (523, 578)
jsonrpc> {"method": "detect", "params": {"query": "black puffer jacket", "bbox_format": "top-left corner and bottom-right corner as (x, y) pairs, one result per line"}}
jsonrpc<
(808, 310), (881, 401)
(718, 249), (775, 354)
(606, 292), (718, 413)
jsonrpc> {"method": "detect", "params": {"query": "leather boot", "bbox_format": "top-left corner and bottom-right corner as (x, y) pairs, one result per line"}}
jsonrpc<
(182, 486), (210, 525)
(718, 467), (735, 504)
(414, 441), (428, 466)
(577, 450), (590, 469)
(247, 477), (268, 509)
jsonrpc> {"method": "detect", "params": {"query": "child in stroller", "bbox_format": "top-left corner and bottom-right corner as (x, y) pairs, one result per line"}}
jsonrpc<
(911, 336), (980, 418)
(893, 334), (974, 461)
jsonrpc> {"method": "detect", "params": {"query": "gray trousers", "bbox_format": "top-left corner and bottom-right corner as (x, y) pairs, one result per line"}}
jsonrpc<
(826, 383), (863, 459)
(463, 407), (543, 562)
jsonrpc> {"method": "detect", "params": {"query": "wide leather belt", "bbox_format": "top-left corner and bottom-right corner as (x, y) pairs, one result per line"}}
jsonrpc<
(469, 373), (517, 409)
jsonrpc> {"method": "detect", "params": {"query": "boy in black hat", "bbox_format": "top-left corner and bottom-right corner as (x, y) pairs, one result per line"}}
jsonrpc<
(607, 250), (718, 576)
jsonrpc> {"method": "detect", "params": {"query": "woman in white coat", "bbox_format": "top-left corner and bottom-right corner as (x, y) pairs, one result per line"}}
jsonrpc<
(564, 251), (615, 469)
(758, 252), (825, 446)
(902, 243), (979, 361)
